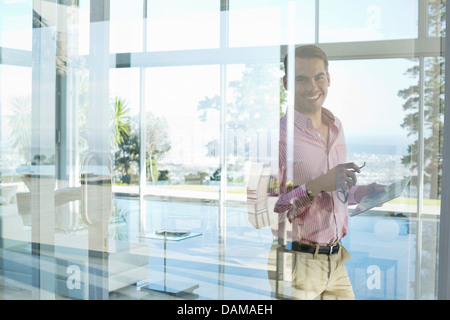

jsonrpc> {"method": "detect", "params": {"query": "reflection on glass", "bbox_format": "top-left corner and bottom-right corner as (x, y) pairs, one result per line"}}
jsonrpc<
(110, 68), (141, 185)
(145, 65), (220, 198)
(422, 57), (444, 203)
(428, 0), (446, 37)
(343, 216), (439, 299)
(0, 0), (445, 301)
(319, 0), (418, 42)
(110, 0), (144, 53)
(325, 56), (441, 299)
(77, 0), (90, 56)
(0, 0), (32, 50)
(1, 66), (32, 174)
(0, 65), (32, 250)
(146, 0), (220, 51)
(229, 0), (315, 47)
(223, 64), (280, 198)
(229, 3), (282, 48)
(329, 59), (418, 189)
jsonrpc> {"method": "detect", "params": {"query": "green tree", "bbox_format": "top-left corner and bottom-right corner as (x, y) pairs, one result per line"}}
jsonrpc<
(145, 112), (171, 181)
(109, 100), (171, 184)
(110, 97), (135, 184)
(398, 0), (445, 199)
(197, 63), (285, 163)
(198, 64), (283, 131)
(114, 127), (139, 184)
(110, 97), (131, 147)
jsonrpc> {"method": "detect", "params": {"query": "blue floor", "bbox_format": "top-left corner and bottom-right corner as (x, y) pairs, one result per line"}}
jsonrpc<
(114, 197), (438, 300)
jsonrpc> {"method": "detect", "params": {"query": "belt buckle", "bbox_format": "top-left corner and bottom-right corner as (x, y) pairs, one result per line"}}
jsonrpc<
(329, 243), (338, 255)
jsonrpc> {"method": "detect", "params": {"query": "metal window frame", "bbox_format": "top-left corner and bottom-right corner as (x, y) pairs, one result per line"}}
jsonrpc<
(438, 0), (450, 301)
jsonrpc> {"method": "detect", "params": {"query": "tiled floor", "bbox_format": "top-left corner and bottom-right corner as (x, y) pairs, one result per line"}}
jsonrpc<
(0, 196), (440, 300)
(0, 197), (279, 300)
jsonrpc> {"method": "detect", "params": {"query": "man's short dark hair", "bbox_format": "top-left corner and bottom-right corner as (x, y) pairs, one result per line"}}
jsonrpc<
(283, 45), (329, 76)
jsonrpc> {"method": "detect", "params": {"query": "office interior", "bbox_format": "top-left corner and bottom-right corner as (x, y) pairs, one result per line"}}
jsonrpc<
(0, 0), (449, 300)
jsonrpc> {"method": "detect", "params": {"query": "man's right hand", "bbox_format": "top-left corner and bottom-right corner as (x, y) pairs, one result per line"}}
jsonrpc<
(306, 162), (361, 197)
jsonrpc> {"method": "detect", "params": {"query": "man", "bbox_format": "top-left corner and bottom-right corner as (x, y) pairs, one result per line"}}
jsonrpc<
(274, 45), (383, 300)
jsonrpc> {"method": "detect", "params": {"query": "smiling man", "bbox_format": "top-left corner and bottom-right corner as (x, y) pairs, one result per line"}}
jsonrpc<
(274, 45), (383, 300)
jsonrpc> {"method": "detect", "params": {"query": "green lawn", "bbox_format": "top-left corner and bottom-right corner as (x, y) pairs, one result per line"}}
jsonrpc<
(389, 197), (441, 206)
(166, 184), (246, 194)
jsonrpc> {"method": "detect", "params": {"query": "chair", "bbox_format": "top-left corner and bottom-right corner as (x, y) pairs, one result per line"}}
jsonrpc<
(246, 163), (273, 229)
(9, 152), (150, 298)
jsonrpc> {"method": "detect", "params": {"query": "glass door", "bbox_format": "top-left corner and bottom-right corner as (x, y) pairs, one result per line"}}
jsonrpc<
(31, 0), (113, 299)
(0, 0), (150, 300)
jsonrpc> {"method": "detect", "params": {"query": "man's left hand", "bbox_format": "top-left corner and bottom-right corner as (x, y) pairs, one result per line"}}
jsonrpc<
(354, 183), (386, 203)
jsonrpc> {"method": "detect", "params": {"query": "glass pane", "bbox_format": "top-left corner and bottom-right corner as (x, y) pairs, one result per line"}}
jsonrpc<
(229, 1), (282, 48)
(77, 0), (91, 56)
(224, 63), (281, 198)
(329, 59), (418, 300)
(422, 57), (444, 204)
(0, 65), (32, 249)
(146, 0), (220, 51)
(0, 0), (446, 302)
(145, 65), (220, 198)
(428, 0), (446, 37)
(1, 65), (32, 176)
(1, 22), (59, 298)
(319, 0), (418, 42)
(109, 68), (141, 186)
(110, 0), (144, 53)
(229, 0), (315, 47)
(328, 59), (418, 188)
(318, 57), (441, 299)
(0, 0), (32, 50)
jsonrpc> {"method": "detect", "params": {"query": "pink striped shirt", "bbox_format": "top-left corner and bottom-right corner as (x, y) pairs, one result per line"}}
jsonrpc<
(274, 107), (358, 246)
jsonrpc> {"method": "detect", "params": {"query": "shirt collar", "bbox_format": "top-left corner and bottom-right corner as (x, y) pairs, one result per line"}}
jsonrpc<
(294, 107), (336, 131)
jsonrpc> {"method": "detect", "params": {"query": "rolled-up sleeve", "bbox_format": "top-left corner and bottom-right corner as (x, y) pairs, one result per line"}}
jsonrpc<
(274, 184), (312, 221)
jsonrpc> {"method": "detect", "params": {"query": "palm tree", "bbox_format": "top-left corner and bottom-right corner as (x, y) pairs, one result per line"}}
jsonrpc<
(110, 97), (131, 147)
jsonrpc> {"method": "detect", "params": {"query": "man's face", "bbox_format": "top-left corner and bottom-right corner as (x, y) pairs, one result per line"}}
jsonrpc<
(287, 57), (330, 115)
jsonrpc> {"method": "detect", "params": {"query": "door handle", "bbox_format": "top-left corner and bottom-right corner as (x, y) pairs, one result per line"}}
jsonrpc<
(81, 152), (112, 226)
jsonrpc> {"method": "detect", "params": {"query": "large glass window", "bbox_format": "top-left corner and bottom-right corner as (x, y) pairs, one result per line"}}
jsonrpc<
(0, 0), (447, 301)
(0, 0), (32, 50)
(146, 0), (220, 51)
(145, 65), (220, 196)
(328, 59), (417, 188)
(319, 0), (419, 42)
(229, 0), (315, 47)
(110, 68), (141, 186)
(110, 0), (144, 53)
(326, 57), (441, 299)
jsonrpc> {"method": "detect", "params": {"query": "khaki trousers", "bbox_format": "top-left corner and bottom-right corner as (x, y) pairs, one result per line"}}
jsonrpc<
(291, 245), (355, 300)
